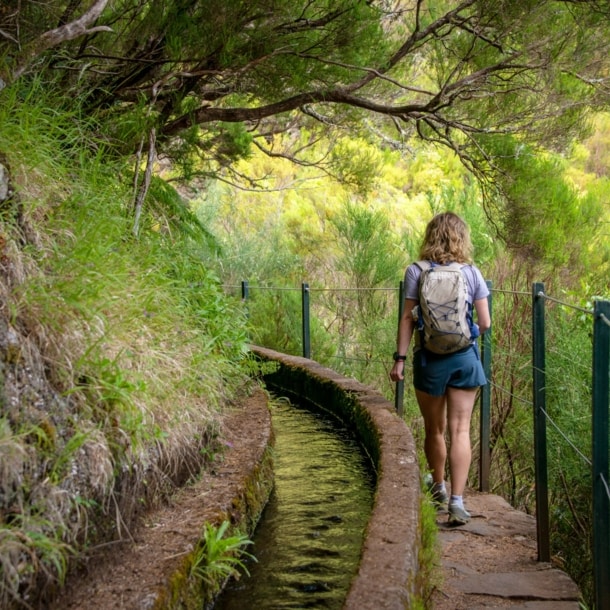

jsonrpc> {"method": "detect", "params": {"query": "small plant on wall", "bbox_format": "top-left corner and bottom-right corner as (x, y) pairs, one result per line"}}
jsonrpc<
(189, 520), (256, 596)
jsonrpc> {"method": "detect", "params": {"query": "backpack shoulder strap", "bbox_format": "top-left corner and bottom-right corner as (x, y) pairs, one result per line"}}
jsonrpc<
(414, 260), (432, 272)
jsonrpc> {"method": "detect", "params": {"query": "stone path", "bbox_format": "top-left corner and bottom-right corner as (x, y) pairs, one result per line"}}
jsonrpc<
(432, 491), (581, 609)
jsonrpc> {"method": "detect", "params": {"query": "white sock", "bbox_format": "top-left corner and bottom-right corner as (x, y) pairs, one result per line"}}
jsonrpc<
(450, 495), (464, 508)
(432, 481), (446, 493)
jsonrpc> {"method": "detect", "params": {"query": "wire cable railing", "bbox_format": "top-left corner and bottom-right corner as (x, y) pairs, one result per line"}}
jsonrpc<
(226, 278), (609, 610)
(540, 404), (592, 467)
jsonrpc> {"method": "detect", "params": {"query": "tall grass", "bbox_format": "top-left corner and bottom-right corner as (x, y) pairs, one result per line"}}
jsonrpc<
(0, 81), (253, 606)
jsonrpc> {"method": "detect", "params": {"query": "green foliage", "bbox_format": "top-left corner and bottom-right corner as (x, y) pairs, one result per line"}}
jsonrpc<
(48, 431), (92, 485)
(246, 288), (335, 363)
(328, 139), (385, 195)
(70, 353), (158, 455)
(207, 116), (610, 608)
(218, 122), (253, 161)
(0, 76), (256, 607)
(476, 134), (603, 270)
(189, 521), (255, 587)
(146, 176), (221, 248)
(0, 519), (74, 607)
(247, 289), (302, 355)
(3, 0), (391, 163)
(579, 113), (610, 179)
(543, 305), (594, 603)
(317, 200), (403, 380)
(331, 201), (403, 290)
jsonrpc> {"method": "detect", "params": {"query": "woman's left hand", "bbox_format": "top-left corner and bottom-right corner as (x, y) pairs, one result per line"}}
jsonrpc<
(390, 360), (405, 382)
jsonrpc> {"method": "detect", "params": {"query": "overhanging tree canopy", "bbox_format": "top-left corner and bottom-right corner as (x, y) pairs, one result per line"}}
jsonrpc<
(2, 0), (610, 218)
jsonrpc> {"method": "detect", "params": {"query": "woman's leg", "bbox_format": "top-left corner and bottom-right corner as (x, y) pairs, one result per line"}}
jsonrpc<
(445, 386), (478, 496)
(415, 389), (447, 483)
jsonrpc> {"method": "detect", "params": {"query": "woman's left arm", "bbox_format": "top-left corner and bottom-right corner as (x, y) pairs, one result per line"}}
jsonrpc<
(474, 298), (491, 334)
(470, 265), (491, 334)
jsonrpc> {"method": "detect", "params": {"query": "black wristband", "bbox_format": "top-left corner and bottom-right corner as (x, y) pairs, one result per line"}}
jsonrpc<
(393, 352), (407, 362)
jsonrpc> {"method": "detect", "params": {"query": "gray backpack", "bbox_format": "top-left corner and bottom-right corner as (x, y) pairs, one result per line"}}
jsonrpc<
(414, 261), (473, 354)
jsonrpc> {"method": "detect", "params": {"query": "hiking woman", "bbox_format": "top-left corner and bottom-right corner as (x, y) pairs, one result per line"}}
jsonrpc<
(389, 212), (491, 526)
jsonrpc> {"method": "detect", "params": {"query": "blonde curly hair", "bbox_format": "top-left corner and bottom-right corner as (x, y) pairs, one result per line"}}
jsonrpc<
(419, 212), (473, 264)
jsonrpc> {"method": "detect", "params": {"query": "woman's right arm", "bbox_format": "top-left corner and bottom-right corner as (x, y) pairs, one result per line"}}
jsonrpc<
(390, 298), (417, 382)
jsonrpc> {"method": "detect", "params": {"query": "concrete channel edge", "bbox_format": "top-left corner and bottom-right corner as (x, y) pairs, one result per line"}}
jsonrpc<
(251, 346), (422, 610)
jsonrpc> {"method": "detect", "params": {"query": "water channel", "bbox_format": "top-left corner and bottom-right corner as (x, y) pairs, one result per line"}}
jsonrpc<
(214, 397), (375, 609)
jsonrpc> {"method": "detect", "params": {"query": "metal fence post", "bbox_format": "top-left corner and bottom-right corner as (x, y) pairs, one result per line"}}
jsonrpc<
(394, 280), (405, 417)
(592, 299), (610, 610)
(241, 281), (250, 341)
(302, 282), (311, 359)
(479, 280), (492, 492)
(532, 282), (550, 562)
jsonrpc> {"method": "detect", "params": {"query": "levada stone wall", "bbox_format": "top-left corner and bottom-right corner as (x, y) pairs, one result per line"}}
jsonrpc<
(251, 346), (423, 610)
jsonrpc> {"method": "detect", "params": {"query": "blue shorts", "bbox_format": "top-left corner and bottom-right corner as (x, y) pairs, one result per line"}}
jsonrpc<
(412, 345), (487, 396)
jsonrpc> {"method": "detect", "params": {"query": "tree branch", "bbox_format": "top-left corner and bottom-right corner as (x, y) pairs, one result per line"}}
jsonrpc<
(11, 0), (111, 81)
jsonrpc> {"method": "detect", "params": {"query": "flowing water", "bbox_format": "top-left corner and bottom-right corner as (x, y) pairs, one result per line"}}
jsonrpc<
(214, 397), (375, 609)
